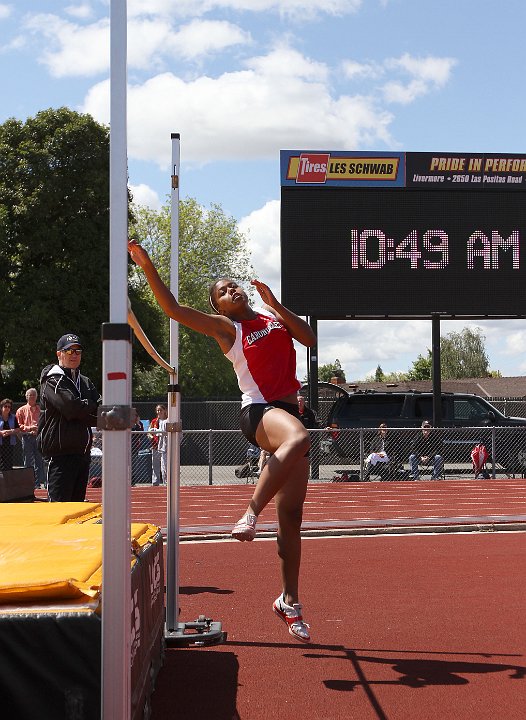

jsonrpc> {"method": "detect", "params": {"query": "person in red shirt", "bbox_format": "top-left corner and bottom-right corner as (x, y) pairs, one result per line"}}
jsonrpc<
(16, 388), (46, 488)
(129, 240), (316, 643)
(148, 404), (167, 485)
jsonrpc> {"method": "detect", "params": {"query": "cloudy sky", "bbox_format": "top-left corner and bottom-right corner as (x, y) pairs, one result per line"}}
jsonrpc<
(3, 0), (526, 381)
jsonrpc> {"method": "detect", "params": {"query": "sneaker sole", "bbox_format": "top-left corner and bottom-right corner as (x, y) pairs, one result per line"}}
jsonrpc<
(231, 515), (257, 541)
(231, 531), (255, 542)
(231, 526), (256, 542)
(273, 603), (311, 643)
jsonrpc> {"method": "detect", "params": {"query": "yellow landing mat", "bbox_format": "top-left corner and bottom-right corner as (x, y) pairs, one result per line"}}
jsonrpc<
(0, 502), (102, 525)
(0, 522), (160, 604)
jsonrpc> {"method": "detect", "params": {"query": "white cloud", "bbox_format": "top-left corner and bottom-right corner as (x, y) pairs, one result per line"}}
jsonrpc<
(497, 329), (526, 357)
(166, 19), (251, 61)
(131, 18), (251, 68)
(246, 44), (328, 81)
(238, 200), (281, 289)
(130, 183), (162, 210)
(341, 59), (381, 80)
(128, 0), (362, 20)
(23, 14), (251, 77)
(299, 319), (526, 384)
(342, 52), (457, 105)
(82, 46), (394, 167)
(0, 35), (25, 52)
(388, 53), (455, 86)
(127, 18), (174, 71)
(381, 79), (427, 105)
(0, 4), (12, 20)
(24, 14), (109, 77)
(317, 319), (430, 378)
(292, 317), (435, 383)
(65, 3), (94, 20)
(382, 53), (457, 104)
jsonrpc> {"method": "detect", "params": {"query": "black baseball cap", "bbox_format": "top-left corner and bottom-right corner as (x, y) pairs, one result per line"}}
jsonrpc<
(57, 333), (82, 351)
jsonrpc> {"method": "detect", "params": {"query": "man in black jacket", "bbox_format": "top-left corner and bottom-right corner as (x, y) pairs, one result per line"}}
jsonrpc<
(38, 333), (100, 501)
(297, 394), (319, 430)
(408, 420), (443, 480)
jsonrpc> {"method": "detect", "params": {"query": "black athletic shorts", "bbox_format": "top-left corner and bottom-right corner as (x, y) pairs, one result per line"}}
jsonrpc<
(240, 400), (301, 447)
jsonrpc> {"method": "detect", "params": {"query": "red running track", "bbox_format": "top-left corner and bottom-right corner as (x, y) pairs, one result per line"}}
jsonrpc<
(77, 478), (526, 536)
(153, 531), (526, 720)
(36, 479), (526, 718)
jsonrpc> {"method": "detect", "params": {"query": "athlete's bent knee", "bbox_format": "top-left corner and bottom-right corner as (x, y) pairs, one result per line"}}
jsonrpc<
(291, 431), (310, 457)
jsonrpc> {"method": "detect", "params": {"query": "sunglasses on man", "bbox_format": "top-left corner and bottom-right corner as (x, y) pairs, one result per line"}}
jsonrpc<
(62, 348), (82, 356)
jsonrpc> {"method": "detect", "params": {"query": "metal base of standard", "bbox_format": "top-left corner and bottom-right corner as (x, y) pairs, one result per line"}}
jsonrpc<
(165, 617), (226, 647)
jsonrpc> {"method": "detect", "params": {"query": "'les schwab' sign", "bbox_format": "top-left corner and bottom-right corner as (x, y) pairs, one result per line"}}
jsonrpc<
(286, 152), (400, 184)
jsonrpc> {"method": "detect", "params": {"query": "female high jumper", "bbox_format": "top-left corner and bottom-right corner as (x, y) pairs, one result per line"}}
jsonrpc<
(128, 240), (316, 642)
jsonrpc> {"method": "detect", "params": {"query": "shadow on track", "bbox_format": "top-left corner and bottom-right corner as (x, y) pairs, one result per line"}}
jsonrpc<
(180, 585), (234, 596)
(151, 649), (240, 720)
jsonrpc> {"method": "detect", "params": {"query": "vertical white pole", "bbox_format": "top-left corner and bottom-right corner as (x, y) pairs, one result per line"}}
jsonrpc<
(166, 134), (181, 631)
(103, 1), (131, 718)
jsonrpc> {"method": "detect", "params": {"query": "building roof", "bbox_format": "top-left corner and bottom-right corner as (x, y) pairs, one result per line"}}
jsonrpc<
(336, 376), (526, 399)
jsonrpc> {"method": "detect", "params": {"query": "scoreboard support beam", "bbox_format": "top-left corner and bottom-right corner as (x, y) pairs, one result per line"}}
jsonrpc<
(307, 316), (319, 414)
(431, 314), (443, 427)
(307, 316), (320, 480)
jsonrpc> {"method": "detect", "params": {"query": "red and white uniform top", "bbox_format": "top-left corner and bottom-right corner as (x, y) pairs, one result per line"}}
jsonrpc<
(225, 307), (300, 407)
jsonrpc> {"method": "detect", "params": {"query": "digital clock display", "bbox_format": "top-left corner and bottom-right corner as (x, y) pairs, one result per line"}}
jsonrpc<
(349, 229), (519, 271)
(280, 151), (526, 319)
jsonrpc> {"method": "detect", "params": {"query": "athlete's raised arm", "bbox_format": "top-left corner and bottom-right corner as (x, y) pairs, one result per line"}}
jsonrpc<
(251, 279), (316, 347)
(128, 241), (235, 351)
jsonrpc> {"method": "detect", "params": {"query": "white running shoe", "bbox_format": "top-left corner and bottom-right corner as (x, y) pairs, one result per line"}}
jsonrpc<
(273, 593), (311, 643)
(231, 513), (257, 541)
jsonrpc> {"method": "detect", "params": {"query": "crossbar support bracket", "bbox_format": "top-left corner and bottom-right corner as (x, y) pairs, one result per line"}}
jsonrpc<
(97, 405), (133, 430)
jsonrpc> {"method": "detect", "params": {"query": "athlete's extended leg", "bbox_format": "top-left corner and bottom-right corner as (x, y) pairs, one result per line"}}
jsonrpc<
(231, 408), (312, 640)
(274, 458), (309, 604)
(232, 409), (310, 540)
(272, 452), (311, 642)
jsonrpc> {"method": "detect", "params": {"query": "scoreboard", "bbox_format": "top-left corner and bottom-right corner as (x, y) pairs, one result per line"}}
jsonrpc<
(280, 151), (526, 319)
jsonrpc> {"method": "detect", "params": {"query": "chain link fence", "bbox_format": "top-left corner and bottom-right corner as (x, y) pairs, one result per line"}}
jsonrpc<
(86, 425), (526, 486)
(489, 399), (526, 418)
(8, 398), (526, 485)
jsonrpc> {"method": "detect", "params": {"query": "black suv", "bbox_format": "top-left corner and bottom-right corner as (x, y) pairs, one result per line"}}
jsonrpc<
(326, 390), (526, 430)
(323, 390), (526, 472)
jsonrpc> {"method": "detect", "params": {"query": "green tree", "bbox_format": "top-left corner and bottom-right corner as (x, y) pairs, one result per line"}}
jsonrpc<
(407, 351), (432, 381)
(374, 364), (385, 382)
(382, 370), (409, 382)
(0, 108), (110, 396)
(129, 198), (254, 397)
(440, 327), (490, 378)
(318, 359), (346, 383)
(363, 366), (408, 383)
(404, 327), (491, 381)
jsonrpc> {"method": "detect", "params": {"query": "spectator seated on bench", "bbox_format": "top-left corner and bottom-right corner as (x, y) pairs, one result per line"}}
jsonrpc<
(363, 423), (401, 481)
(408, 421), (444, 480)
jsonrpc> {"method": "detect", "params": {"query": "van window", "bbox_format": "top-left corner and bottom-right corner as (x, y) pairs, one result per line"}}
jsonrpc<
(452, 397), (492, 423)
(342, 395), (404, 420)
(414, 398), (433, 419)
